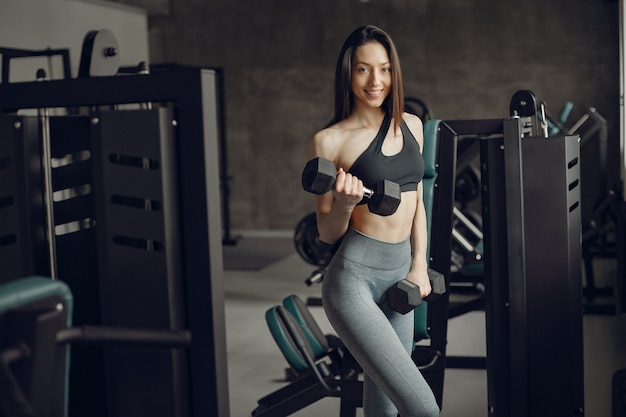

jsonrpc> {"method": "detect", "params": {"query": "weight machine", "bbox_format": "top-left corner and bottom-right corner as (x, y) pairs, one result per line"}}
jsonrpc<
(448, 90), (585, 416)
(0, 31), (229, 417)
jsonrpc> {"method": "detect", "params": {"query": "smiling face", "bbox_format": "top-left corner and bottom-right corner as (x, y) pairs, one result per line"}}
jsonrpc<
(350, 41), (392, 111)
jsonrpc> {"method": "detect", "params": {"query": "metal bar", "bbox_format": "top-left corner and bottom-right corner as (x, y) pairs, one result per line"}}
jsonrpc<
(453, 206), (483, 240)
(56, 326), (191, 348)
(36, 76), (58, 280)
(452, 228), (475, 253)
(502, 117), (528, 417)
(424, 120), (457, 408)
(0, 69), (212, 110)
(214, 68), (238, 245)
(480, 135), (510, 417)
(175, 70), (230, 417)
(0, 47), (72, 83)
(444, 119), (504, 137)
(567, 113), (590, 135)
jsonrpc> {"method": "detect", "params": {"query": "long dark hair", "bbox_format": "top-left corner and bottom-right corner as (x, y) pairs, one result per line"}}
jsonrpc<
(332, 25), (404, 130)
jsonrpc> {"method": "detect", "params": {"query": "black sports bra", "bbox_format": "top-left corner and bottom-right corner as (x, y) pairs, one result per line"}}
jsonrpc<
(348, 114), (424, 193)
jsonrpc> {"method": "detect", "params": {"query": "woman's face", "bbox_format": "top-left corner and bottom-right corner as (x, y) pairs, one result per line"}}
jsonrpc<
(351, 41), (392, 110)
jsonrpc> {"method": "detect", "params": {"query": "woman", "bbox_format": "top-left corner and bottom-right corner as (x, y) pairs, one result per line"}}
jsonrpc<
(305, 25), (440, 417)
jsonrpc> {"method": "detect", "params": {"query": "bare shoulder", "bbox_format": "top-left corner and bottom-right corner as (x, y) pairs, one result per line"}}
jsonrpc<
(307, 124), (344, 160)
(402, 112), (424, 133)
(402, 112), (424, 147)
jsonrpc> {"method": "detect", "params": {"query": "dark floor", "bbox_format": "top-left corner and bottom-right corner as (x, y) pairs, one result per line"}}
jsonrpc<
(223, 233), (626, 417)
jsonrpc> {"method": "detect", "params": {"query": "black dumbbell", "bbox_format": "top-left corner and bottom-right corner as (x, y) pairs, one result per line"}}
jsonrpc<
(386, 269), (446, 315)
(301, 157), (401, 216)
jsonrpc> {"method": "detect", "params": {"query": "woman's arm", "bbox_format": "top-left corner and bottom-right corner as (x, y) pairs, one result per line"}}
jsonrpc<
(306, 131), (364, 244)
(404, 113), (431, 297)
(406, 182), (432, 297)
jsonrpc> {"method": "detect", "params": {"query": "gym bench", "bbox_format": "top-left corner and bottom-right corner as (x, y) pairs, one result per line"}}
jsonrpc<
(251, 295), (362, 417)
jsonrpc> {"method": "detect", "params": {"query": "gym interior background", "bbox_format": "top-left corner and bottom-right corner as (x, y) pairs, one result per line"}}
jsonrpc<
(0, 0), (621, 231)
(1, 1), (625, 417)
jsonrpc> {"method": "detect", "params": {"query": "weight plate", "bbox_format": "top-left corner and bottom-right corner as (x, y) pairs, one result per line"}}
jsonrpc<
(293, 212), (334, 266)
(78, 29), (120, 77)
(509, 90), (537, 117)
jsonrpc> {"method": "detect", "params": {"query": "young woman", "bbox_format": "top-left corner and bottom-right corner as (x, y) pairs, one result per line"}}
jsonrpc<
(305, 25), (440, 417)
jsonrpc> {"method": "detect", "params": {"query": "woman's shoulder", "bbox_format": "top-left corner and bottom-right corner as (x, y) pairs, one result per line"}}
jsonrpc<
(308, 118), (373, 164)
(310, 121), (354, 149)
(402, 112), (424, 132)
(309, 123), (344, 159)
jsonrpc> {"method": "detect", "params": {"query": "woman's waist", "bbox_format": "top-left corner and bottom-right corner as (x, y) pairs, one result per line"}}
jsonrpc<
(334, 227), (411, 269)
(350, 196), (416, 243)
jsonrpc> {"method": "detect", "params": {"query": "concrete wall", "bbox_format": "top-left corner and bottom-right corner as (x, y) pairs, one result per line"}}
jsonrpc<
(0, 0), (148, 81)
(149, 0), (620, 232)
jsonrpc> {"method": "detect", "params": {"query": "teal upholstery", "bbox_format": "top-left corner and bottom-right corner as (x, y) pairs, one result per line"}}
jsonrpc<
(422, 118), (441, 260)
(282, 295), (329, 359)
(265, 306), (311, 373)
(256, 300), (362, 416)
(0, 276), (73, 325)
(548, 101), (574, 136)
(414, 119), (442, 342)
(0, 276), (73, 417)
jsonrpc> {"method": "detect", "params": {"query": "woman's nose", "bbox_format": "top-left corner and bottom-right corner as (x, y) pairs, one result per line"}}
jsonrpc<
(370, 71), (381, 85)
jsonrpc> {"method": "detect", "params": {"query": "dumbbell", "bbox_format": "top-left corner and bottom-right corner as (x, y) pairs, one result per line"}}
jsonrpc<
(301, 157), (401, 216)
(386, 269), (446, 315)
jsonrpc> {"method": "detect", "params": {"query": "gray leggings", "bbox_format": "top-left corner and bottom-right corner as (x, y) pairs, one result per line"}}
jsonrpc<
(322, 228), (440, 417)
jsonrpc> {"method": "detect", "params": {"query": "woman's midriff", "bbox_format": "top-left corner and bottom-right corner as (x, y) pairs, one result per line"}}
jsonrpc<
(350, 190), (417, 243)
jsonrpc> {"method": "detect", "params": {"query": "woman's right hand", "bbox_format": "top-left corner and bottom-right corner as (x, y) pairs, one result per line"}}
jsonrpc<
(333, 167), (365, 210)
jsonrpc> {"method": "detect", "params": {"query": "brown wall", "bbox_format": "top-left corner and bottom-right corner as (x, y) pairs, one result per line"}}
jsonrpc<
(149, 0), (620, 231)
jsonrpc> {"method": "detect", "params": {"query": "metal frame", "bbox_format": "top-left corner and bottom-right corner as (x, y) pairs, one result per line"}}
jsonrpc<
(0, 47), (72, 82)
(0, 68), (229, 417)
(443, 119), (502, 372)
(441, 118), (584, 416)
(420, 121), (457, 408)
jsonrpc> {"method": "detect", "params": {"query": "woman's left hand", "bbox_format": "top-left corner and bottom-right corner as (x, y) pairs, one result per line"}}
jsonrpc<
(405, 268), (431, 299)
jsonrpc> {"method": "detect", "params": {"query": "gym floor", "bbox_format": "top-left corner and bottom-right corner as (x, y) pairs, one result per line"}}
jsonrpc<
(223, 233), (626, 417)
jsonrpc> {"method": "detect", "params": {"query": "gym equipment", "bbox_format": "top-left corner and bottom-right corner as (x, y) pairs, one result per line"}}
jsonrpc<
(539, 101), (574, 136)
(450, 206), (483, 270)
(252, 298), (363, 417)
(293, 212), (337, 267)
(538, 98), (622, 314)
(253, 294), (443, 417)
(78, 29), (120, 77)
(301, 157), (401, 216)
(0, 68), (228, 417)
(404, 96), (434, 122)
(441, 104), (585, 416)
(0, 47), (71, 83)
(146, 64), (238, 246)
(569, 107), (620, 314)
(386, 269), (446, 314)
(0, 277), (192, 417)
(454, 164), (480, 207)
